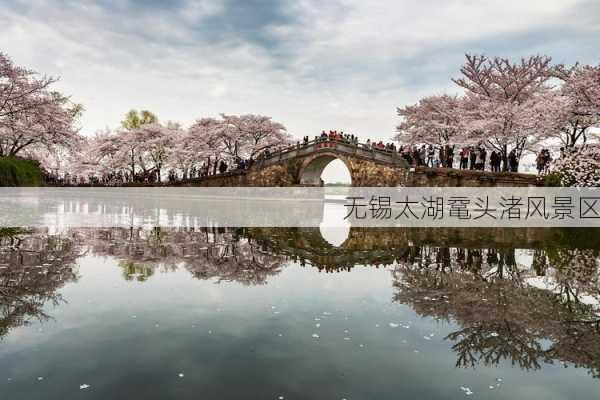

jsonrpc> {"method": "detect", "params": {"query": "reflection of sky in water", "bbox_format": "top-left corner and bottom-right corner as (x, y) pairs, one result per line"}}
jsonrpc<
(6, 187), (600, 229)
(1, 228), (599, 399)
(320, 201), (351, 246)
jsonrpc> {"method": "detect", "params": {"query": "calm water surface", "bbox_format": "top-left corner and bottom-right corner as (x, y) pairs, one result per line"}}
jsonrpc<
(1, 227), (599, 399)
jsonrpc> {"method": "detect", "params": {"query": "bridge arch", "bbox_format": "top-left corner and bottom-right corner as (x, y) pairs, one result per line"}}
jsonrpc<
(299, 152), (352, 186)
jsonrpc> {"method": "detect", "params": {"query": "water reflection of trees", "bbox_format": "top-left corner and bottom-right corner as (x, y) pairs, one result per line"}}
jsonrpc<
(0, 228), (79, 339)
(392, 245), (600, 378)
(73, 227), (286, 285)
(1, 227), (599, 378)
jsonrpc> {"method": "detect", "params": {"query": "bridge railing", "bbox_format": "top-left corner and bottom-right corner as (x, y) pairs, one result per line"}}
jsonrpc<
(258, 138), (407, 165)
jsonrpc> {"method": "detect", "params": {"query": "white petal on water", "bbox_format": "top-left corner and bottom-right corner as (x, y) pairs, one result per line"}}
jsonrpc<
(489, 386), (495, 390)
(312, 333), (320, 338)
(359, 344), (364, 348)
(314, 318), (321, 321)
(315, 323), (320, 328)
(460, 386), (473, 396)
(178, 373), (184, 378)
(375, 324), (380, 328)
(389, 323), (400, 328)
(344, 329), (349, 333)
(278, 396), (284, 399)
(277, 333), (283, 337)
(423, 336), (431, 340)
(80, 384), (90, 390)
(496, 378), (503, 382)
(343, 337), (351, 341)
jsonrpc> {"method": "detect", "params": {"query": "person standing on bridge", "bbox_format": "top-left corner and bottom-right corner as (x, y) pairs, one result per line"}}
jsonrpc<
(490, 151), (500, 172)
(219, 160), (228, 174)
(459, 147), (468, 169)
(508, 149), (518, 172)
(480, 147), (487, 170)
(419, 145), (427, 166)
(426, 144), (435, 167)
(469, 146), (477, 170)
(446, 144), (455, 168)
(411, 145), (420, 166)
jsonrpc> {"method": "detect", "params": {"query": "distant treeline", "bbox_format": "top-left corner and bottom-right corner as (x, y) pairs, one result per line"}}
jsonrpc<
(0, 157), (44, 186)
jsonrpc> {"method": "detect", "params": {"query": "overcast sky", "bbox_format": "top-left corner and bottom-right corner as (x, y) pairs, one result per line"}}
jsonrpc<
(1, 0), (599, 180)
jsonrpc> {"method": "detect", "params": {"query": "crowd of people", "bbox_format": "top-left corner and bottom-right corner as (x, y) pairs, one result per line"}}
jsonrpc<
(396, 144), (518, 172)
(296, 135), (557, 175)
(46, 130), (559, 185)
(46, 156), (255, 186)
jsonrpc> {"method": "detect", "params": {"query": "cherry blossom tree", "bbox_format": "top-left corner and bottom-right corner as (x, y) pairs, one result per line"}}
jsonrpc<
(186, 114), (290, 175)
(1, 52), (55, 120)
(201, 114), (290, 161)
(203, 115), (241, 160)
(0, 53), (81, 158)
(94, 130), (123, 174)
(452, 54), (556, 170)
(187, 117), (224, 175)
(227, 114), (291, 160)
(136, 123), (174, 181)
(170, 123), (214, 178)
(110, 128), (145, 176)
(66, 136), (102, 178)
(551, 64), (600, 147)
(395, 95), (463, 145)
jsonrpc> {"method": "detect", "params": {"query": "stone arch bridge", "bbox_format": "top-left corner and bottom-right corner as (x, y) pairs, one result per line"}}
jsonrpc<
(192, 139), (539, 187)
(244, 227), (597, 271)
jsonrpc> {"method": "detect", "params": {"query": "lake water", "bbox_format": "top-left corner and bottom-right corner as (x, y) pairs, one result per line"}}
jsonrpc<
(1, 226), (599, 399)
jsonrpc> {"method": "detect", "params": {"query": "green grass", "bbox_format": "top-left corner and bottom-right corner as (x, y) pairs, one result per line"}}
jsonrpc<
(0, 157), (44, 186)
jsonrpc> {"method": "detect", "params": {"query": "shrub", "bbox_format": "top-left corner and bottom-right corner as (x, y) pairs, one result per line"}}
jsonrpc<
(0, 157), (44, 186)
(543, 172), (563, 187)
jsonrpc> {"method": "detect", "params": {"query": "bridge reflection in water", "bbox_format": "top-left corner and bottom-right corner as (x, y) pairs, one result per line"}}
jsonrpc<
(1, 226), (599, 380)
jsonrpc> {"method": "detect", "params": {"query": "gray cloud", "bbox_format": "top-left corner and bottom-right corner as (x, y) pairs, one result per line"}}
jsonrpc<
(1, 0), (598, 143)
